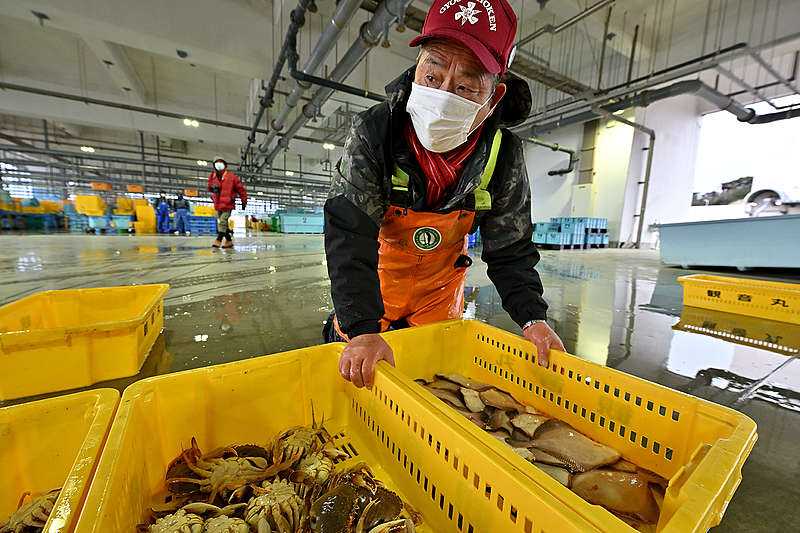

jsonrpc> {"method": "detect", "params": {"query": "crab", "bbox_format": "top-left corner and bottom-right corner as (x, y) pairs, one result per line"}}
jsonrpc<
(271, 425), (328, 465)
(145, 508), (205, 533)
(0, 488), (60, 533)
(244, 478), (305, 533)
(167, 437), (300, 503)
(309, 464), (409, 533)
(202, 515), (251, 533)
(291, 448), (350, 485)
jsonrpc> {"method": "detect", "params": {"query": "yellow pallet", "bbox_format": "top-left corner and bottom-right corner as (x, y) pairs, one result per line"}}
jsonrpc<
(1, 389), (118, 533)
(380, 320), (757, 533)
(679, 274), (800, 325)
(674, 305), (800, 355)
(0, 284), (169, 400)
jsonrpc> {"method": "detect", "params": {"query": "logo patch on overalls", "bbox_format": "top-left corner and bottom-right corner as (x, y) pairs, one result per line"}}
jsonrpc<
(413, 227), (442, 250)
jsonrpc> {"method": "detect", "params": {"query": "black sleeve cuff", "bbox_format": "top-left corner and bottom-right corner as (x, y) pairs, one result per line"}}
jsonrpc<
(346, 319), (381, 339)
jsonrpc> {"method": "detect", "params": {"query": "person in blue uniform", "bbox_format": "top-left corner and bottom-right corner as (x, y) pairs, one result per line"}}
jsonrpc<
(156, 192), (171, 233)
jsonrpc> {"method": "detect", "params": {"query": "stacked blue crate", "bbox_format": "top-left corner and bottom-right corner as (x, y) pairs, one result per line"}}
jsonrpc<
(279, 213), (324, 234)
(546, 232), (573, 245)
(88, 216), (111, 229)
(189, 215), (217, 234)
(68, 214), (89, 233)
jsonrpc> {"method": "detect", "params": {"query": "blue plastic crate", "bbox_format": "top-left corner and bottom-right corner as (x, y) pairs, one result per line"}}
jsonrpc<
(111, 215), (134, 229)
(602, 234), (610, 245)
(88, 216), (110, 229)
(561, 221), (586, 235)
(546, 232), (572, 245)
(279, 213), (324, 233)
(533, 231), (548, 244)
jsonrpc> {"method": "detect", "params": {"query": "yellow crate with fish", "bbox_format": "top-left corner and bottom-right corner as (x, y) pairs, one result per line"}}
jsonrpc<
(76, 341), (613, 533)
(679, 274), (800, 325)
(381, 319), (757, 533)
(0, 389), (118, 533)
(0, 284), (169, 401)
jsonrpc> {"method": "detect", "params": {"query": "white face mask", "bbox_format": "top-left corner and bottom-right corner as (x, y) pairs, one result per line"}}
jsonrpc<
(406, 83), (493, 153)
(214, 162), (225, 171)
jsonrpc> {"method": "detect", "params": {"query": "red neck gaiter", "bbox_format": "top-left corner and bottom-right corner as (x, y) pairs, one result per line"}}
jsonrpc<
(404, 120), (483, 209)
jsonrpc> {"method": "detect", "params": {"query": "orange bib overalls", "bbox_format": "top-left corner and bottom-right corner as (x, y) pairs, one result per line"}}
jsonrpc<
(335, 130), (503, 339)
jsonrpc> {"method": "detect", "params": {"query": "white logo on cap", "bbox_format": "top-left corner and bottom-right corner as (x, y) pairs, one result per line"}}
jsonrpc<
(455, 1), (481, 25)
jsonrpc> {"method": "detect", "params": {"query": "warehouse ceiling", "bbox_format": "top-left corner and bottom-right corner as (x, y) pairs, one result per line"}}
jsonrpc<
(1, 0), (799, 178)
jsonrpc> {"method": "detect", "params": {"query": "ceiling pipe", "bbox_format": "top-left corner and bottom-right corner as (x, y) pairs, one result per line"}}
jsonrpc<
(252, 0), (363, 167)
(517, 0), (616, 47)
(522, 31), (800, 129)
(259, 0), (412, 169)
(525, 138), (579, 176)
(526, 79), (800, 136)
(288, 57), (387, 102)
(241, 0), (318, 168)
(592, 108), (656, 249)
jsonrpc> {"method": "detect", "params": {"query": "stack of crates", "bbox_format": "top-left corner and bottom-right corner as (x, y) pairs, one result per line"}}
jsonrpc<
(533, 217), (609, 248)
(114, 198), (135, 216)
(133, 205), (156, 234)
(192, 205), (216, 217)
(279, 213), (324, 234)
(67, 213), (89, 233)
(189, 215), (217, 234)
(111, 215), (134, 232)
(88, 216), (111, 230)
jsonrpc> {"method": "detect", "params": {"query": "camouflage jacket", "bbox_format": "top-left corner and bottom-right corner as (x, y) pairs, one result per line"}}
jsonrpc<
(325, 68), (548, 338)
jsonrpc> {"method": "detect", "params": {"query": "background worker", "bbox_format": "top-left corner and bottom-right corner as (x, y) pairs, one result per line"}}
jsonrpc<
(173, 192), (191, 235)
(155, 191), (171, 234)
(324, 0), (564, 389)
(207, 157), (247, 248)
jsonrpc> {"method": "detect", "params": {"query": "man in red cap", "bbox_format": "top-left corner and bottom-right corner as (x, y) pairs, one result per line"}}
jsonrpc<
(324, 0), (564, 388)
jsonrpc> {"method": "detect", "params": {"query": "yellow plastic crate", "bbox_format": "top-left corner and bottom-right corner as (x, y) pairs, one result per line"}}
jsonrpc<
(135, 205), (155, 223)
(381, 320), (757, 533)
(116, 197), (133, 211)
(0, 284), (169, 400)
(679, 274), (800, 325)
(133, 221), (155, 234)
(192, 205), (216, 217)
(75, 195), (106, 216)
(21, 206), (45, 214)
(76, 343), (595, 533)
(40, 201), (62, 214)
(1, 389), (118, 533)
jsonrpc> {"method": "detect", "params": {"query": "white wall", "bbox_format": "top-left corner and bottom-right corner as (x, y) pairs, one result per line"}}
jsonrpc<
(525, 123), (583, 224)
(624, 95), (704, 247)
(592, 114), (635, 242)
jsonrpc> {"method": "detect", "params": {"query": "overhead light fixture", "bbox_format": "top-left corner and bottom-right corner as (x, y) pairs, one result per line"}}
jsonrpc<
(323, 143), (335, 150)
(197, 160), (208, 166)
(68, 181), (76, 186)
(285, 170), (294, 176)
(80, 146), (95, 153)
(183, 118), (199, 127)
(191, 120), (199, 127)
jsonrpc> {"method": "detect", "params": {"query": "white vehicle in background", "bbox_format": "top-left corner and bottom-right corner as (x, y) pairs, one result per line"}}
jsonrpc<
(745, 177), (800, 215)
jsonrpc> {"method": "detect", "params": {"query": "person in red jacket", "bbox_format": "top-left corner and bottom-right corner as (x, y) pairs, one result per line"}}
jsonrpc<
(207, 157), (247, 248)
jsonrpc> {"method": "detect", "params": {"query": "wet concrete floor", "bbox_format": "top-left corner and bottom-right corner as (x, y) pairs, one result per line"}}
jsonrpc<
(0, 232), (798, 532)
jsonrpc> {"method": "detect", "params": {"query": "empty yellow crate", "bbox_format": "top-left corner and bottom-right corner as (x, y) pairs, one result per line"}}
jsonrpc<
(0, 284), (169, 400)
(192, 205), (216, 217)
(75, 343), (601, 532)
(135, 205), (155, 223)
(381, 320), (757, 533)
(1, 389), (118, 533)
(75, 195), (106, 216)
(679, 274), (800, 325)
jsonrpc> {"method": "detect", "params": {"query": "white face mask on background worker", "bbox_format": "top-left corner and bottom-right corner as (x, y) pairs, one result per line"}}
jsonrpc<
(214, 161), (225, 171)
(406, 82), (496, 153)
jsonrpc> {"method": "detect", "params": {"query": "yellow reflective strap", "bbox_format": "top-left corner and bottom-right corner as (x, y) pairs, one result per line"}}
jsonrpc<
(473, 130), (503, 211)
(392, 165), (410, 191)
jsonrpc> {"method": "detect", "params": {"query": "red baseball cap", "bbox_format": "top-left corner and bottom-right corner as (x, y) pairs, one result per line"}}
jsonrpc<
(409, 0), (518, 75)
